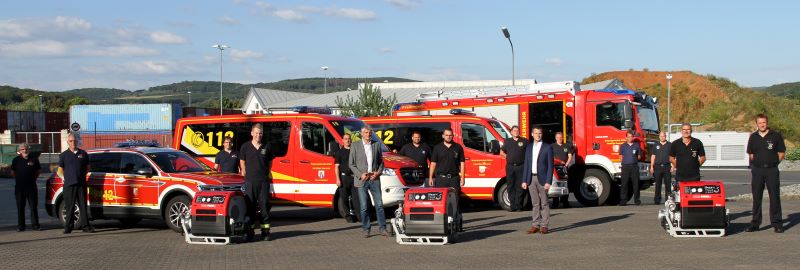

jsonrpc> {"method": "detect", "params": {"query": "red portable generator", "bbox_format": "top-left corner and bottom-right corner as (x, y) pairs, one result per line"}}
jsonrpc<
(181, 185), (249, 245)
(658, 181), (729, 237)
(391, 187), (461, 245)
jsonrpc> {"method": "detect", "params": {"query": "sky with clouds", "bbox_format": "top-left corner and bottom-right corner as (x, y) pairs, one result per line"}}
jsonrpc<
(1, 0), (798, 91)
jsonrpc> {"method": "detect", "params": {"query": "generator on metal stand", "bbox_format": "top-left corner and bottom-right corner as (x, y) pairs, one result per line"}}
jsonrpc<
(391, 187), (461, 245)
(181, 185), (249, 245)
(658, 180), (729, 237)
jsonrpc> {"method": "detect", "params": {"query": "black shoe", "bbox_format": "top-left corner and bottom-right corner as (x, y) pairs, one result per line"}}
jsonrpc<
(261, 230), (272, 241)
(363, 230), (370, 238)
(619, 203), (627, 206)
(635, 201), (642, 206)
(774, 226), (784, 233)
(63, 226), (73, 234)
(745, 225), (759, 232)
(245, 230), (255, 242)
(32, 225), (41, 231)
(17, 227), (25, 232)
(561, 203), (571, 208)
(654, 201), (661, 205)
(82, 226), (95, 233)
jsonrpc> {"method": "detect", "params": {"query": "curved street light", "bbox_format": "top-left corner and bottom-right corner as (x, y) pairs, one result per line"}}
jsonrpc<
(212, 44), (229, 114)
(501, 27), (515, 86)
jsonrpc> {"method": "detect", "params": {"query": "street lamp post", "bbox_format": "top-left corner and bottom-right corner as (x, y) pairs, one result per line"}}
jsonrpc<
(321, 66), (329, 94)
(666, 73), (672, 140)
(187, 91), (192, 107)
(212, 44), (229, 115)
(38, 94), (43, 112)
(501, 27), (515, 86)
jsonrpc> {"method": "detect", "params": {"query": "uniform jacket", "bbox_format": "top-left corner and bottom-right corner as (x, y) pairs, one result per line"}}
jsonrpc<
(348, 140), (385, 188)
(522, 141), (554, 186)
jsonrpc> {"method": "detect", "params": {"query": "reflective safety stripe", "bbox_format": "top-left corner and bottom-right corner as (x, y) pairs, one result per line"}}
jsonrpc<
(261, 224), (270, 229)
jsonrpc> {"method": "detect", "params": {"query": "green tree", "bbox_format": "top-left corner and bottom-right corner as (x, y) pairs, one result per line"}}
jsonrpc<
(335, 83), (397, 117)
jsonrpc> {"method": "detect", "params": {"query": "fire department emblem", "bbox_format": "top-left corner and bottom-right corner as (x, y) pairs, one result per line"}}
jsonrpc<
(691, 150), (697, 158)
(192, 131), (205, 147)
(767, 141), (774, 150)
(518, 142), (523, 147)
(657, 145), (660, 150)
(133, 187), (139, 196)
(479, 166), (486, 174)
(318, 170), (325, 179)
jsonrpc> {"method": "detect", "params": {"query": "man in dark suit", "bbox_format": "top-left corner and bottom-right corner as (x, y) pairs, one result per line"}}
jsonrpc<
(522, 126), (554, 235)
(349, 126), (387, 237)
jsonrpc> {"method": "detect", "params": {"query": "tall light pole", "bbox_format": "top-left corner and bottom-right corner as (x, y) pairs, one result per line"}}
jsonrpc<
(187, 91), (192, 107)
(321, 65), (329, 94)
(38, 94), (43, 112)
(501, 27), (515, 86)
(212, 44), (229, 114)
(666, 73), (672, 140)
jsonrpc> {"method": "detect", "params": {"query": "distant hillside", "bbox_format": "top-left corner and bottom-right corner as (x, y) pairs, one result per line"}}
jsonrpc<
(763, 82), (800, 100)
(0, 85), (85, 112)
(583, 71), (800, 144)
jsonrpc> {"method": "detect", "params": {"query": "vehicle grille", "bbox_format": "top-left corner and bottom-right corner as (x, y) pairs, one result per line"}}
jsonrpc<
(399, 168), (425, 186)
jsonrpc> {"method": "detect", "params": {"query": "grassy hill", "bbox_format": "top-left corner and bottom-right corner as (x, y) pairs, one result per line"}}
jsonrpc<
(762, 82), (800, 100)
(583, 71), (800, 144)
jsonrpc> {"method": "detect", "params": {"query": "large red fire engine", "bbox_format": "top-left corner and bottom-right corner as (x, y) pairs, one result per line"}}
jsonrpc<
(392, 81), (660, 206)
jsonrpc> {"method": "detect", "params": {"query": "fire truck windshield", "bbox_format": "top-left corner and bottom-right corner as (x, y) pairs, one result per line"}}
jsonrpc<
(489, 120), (510, 140)
(636, 105), (659, 133)
(148, 151), (210, 173)
(330, 120), (390, 151)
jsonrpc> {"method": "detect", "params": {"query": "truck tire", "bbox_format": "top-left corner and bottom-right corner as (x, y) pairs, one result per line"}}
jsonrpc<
(574, 169), (612, 206)
(497, 182), (512, 211)
(58, 200), (81, 229)
(164, 195), (191, 232)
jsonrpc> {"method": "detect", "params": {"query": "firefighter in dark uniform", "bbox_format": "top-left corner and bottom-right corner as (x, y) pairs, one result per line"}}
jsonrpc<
(500, 125), (528, 212)
(551, 132), (572, 208)
(214, 136), (240, 173)
(239, 123), (275, 241)
(669, 123), (706, 182)
(745, 114), (785, 233)
(335, 133), (357, 223)
(429, 128), (465, 231)
(398, 131), (432, 184)
(59, 133), (94, 233)
(650, 131), (672, 204)
(11, 143), (41, 231)
(619, 130), (643, 206)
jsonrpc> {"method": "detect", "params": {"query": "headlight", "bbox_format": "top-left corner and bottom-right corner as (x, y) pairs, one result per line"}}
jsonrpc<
(195, 195), (225, 204)
(382, 168), (396, 176)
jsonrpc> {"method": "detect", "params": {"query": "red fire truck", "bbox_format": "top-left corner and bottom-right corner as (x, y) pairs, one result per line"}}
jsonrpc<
(173, 107), (423, 218)
(392, 81), (660, 206)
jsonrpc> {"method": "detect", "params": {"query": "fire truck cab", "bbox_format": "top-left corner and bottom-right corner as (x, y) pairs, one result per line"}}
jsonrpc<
(392, 81), (660, 206)
(173, 106), (423, 218)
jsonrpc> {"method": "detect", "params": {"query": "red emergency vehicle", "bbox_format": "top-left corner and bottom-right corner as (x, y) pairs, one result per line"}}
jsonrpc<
(45, 146), (244, 232)
(392, 81), (660, 206)
(173, 106), (422, 218)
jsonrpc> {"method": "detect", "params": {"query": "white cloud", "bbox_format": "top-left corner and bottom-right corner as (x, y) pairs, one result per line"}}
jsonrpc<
(544, 57), (564, 66)
(230, 49), (264, 61)
(0, 40), (68, 57)
(0, 20), (31, 38)
(54, 16), (92, 31)
(273, 9), (308, 23)
(326, 8), (376, 21)
(379, 47), (393, 53)
(81, 60), (199, 76)
(150, 31), (188, 44)
(80, 46), (160, 57)
(232, 0), (247, 5)
(218, 16), (240, 25)
(385, 0), (421, 9)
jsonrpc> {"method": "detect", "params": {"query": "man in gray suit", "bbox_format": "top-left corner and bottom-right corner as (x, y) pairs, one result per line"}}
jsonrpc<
(349, 126), (387, 237)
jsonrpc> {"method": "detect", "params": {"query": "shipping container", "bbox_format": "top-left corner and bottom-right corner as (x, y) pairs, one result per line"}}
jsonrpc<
(0, 111), (7, 131)
(45, 112), (69, 131)
(7, 111), (46, 131)
(77, 131), (173, 149)
(70, 104), (182, 132)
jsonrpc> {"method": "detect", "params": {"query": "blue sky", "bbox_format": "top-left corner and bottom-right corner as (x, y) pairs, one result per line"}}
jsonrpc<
(1, 0), (798, 91)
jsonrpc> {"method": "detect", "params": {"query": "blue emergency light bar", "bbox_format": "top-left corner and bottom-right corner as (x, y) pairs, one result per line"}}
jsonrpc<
(113, 140), (161, 148)
(449, 109), (475, 116)
(292, 106), (332, 114)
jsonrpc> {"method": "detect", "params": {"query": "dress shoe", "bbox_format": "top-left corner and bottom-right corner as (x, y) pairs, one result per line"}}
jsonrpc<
(619, 203), (627, 207)
(526, 226), (540, 234)
(32, 225), (41, 231)
(654, 201), (661, 205)
(261, 230), (272, 241)
(17, 227), (25, 232)
(363, 230), (370, 238)
(380, 229), (389, 237)
(635, 201), (642, 206)
(561, 203), (571, 208)
(540, 227), (549, 234)
(745, 225), (759, 232)
(82, 226), (95, 233)
(774, 226), (784, 233)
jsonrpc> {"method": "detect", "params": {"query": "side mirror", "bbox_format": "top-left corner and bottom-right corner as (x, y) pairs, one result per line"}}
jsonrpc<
(327, 141), (340, 156)
(624, 119), (633, 129)
(623, 102), (633, 119)
(137, 167), (155, 176)
(489, 140), (501, 155)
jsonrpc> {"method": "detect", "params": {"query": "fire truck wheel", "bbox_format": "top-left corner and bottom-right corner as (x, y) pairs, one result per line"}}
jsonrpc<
(119, 218), (142, 227)
(164, 195), (191, 232)
(497, 182), (512, 211)
(57, 200), (80, 229)
(574, 169), (612, 207)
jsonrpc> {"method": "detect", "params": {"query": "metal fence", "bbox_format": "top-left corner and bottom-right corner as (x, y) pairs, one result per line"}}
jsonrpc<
(16, 132), (60, 154)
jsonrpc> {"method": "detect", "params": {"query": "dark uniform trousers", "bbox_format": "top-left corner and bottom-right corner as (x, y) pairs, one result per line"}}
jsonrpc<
(435, 174), (462, 209)
(339, 173), (357, 216)
(653, 164), (672, 203)
(63, 185), (90, 229)
(751, 166), (782, 226)
(505, 164), (525, 211)
(245, 181), (271, 230)
(15, 184), (39, 229)
(620, 164), (640, 204)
